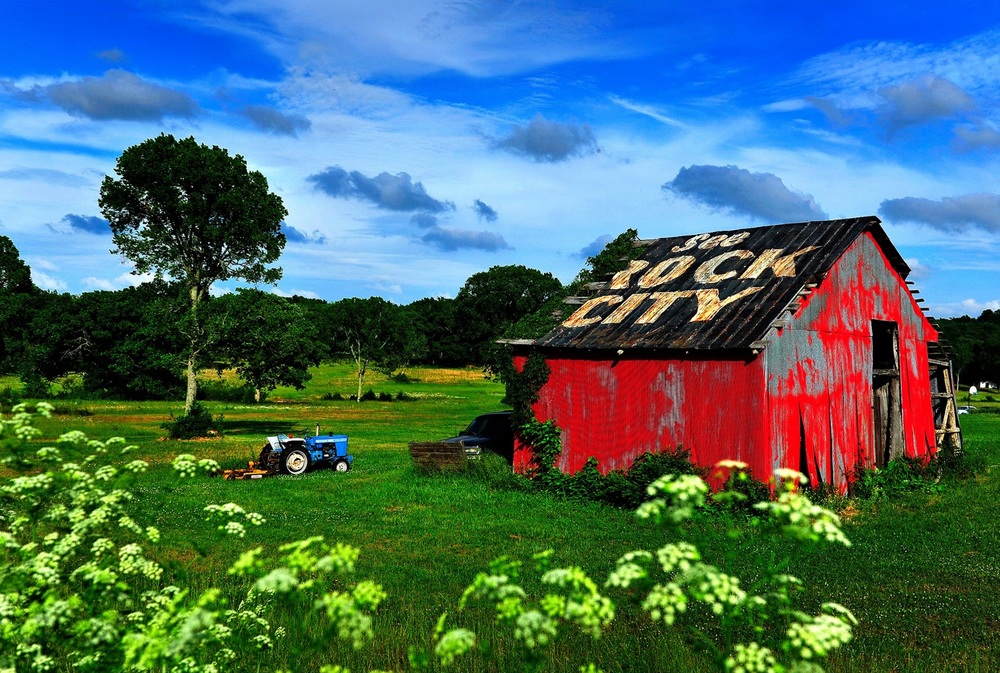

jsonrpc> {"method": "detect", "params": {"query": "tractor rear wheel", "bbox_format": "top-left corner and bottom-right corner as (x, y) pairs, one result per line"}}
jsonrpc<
(282, 448), (310, 475)
(334, 459), (350, 472)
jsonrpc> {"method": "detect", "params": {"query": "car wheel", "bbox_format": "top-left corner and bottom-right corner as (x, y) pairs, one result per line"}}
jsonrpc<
(334, 459), (350, 472)
(282, 448), (310, 475)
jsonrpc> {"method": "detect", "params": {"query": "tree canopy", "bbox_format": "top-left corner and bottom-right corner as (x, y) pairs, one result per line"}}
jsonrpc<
(215, 289), (325, 402)
(325, 297), (425, 401)
(99, 134), (287, 411)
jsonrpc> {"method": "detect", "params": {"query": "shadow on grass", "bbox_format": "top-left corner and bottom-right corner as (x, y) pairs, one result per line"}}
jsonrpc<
(219, 419), (310, 436)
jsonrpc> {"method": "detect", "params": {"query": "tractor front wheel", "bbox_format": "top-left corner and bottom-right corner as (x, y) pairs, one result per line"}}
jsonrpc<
(282, 448), (310, 475)
(334, 460), (350, 472)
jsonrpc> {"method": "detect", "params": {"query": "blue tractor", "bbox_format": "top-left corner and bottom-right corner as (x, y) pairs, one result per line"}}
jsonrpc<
(257, 428), (353, 476)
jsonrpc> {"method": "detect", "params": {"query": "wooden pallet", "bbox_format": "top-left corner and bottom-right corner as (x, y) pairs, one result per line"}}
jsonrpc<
(409, 441), (469, 472)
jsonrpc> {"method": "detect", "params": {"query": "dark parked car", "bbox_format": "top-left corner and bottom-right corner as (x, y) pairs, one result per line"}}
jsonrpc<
(443, 410), (514, 464)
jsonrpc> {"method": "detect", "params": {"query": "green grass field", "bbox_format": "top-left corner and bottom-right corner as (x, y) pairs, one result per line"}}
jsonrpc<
(9, 363), (1000, 672)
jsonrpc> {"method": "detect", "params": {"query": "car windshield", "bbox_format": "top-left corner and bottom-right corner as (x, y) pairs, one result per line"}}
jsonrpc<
(464, 416), (489, 435)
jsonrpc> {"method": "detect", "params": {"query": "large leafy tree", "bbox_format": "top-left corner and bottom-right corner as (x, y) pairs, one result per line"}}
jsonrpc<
(454, 265), (563, 363)
(0, 237), (37, 375)
(406, 296), (468, 366)
(214, 289), (325, 402)
(326, 297), (425, 401)
(99, 134), (287, 412)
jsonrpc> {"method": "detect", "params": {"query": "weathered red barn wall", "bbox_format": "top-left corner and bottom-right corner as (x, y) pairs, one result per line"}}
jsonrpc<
(766, 232), (939, 486)
(517, 232), (939, 489)
(517, 352), (772, 478)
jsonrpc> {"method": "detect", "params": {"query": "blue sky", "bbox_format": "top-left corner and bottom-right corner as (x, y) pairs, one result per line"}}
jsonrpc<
(3, 1), (1000, 316)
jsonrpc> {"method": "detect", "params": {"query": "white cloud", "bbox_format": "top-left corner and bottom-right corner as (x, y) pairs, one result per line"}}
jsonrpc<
(31, 269), (67, 291)
(180, 1), (635, 78)
(789, 28), (1000, 106)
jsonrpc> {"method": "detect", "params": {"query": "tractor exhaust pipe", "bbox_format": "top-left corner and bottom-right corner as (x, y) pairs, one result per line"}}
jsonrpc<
(315, 423), (320, 437)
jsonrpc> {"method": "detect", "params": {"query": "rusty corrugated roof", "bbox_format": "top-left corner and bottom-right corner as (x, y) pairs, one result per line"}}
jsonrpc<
(533, 216), (907, 351)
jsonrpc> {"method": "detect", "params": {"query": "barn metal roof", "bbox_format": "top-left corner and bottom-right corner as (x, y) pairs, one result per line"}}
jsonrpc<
(532, 216), (909, 351)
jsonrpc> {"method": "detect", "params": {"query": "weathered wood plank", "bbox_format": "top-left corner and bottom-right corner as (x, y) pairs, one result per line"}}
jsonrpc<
(409, 441), (468, 471)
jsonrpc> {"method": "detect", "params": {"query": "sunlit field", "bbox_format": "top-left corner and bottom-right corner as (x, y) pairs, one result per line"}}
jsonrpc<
(7, 364), (1000, 672)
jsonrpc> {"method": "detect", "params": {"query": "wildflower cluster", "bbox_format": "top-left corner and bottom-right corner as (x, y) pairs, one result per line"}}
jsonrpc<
(0, 404), (384, 673)
(431, 550), (614, 670)
(609, 462), (856, 673)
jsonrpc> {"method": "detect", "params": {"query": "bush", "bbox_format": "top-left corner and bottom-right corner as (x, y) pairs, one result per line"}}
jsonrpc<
(0, 386), (19, 411)
(518, 420), (708, 509)
(851, 456), (937, 500)
(378, 391), (393, 401)
(395, 391), (416, 401)
(322, 391), (345, 401)
(161, 401), (221, 439)
(360, 388), (377, 402)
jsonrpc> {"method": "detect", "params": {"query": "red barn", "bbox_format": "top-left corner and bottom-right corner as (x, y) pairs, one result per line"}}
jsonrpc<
(512, 217), (961, 490)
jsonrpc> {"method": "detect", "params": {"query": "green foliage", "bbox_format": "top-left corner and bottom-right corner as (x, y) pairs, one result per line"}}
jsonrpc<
(0, 406), (384, 672)
(455, 264), (563, 364)
(934, 310), (1000, 382)
(100, 133), (288, 412)
(574, 228), (642, 286)
(0, 386), (19, 411)
(214, 289), (325, 401)
(325, 296), (426, 402)
(161, 400), (221, 439)
(499, 350), (551, 428)
(431, 466), (856, 673)
(851, 457), (939, 500)
(517, 419), (710, 510)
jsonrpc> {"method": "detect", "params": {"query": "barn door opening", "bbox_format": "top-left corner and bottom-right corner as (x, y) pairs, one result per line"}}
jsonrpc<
(872, 320), (903, 466)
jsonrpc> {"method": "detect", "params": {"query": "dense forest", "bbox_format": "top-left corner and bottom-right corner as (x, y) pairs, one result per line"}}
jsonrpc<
(0, 233), (599, 401)
(934, 311), (1000, 387)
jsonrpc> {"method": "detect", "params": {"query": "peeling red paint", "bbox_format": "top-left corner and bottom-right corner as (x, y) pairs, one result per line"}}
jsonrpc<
(516, 229), (942, 491)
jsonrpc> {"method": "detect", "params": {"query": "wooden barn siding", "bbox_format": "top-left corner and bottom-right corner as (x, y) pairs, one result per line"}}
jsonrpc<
(518, 353), (771, 477)
(766, 232), (939, 488)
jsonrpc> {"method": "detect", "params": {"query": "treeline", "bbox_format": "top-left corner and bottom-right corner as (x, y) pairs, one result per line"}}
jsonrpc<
(0, 235), (568, 401)
(935, 310), (1000, 385)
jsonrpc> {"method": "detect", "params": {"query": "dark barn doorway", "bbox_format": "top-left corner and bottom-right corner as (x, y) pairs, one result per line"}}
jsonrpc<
(872, 320), (903, 466)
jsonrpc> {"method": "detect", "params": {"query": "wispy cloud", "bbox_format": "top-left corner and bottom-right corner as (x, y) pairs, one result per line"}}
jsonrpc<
(663, 164), (827, 223)
(184, 1), (633, 78)
(953, 123), (1000, 152)
(308, 166), (455, 212)
(0, 168), (89, 187)
(239, 104), (310, 136)
(879, 193), (1000, 232)
(609, 95), (686, 128)
(791, 29), (1000, 101)
(96, 49), (126, 63)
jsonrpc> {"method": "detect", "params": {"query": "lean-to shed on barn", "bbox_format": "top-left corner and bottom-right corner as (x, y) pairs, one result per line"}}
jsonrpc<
(511, 216), (961, 490)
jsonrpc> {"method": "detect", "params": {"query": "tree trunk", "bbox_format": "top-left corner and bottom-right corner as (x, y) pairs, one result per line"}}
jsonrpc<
(185, 351), (198, 413)
(255, 388), (262, 403)
(184, 284), (203, 414)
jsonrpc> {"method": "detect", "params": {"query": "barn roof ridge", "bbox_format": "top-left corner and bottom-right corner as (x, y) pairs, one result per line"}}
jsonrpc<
(530, 216), (920, 351)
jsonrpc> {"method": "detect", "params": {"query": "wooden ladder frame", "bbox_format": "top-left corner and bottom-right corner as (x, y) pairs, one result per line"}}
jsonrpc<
(928, 354), (962, 453)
